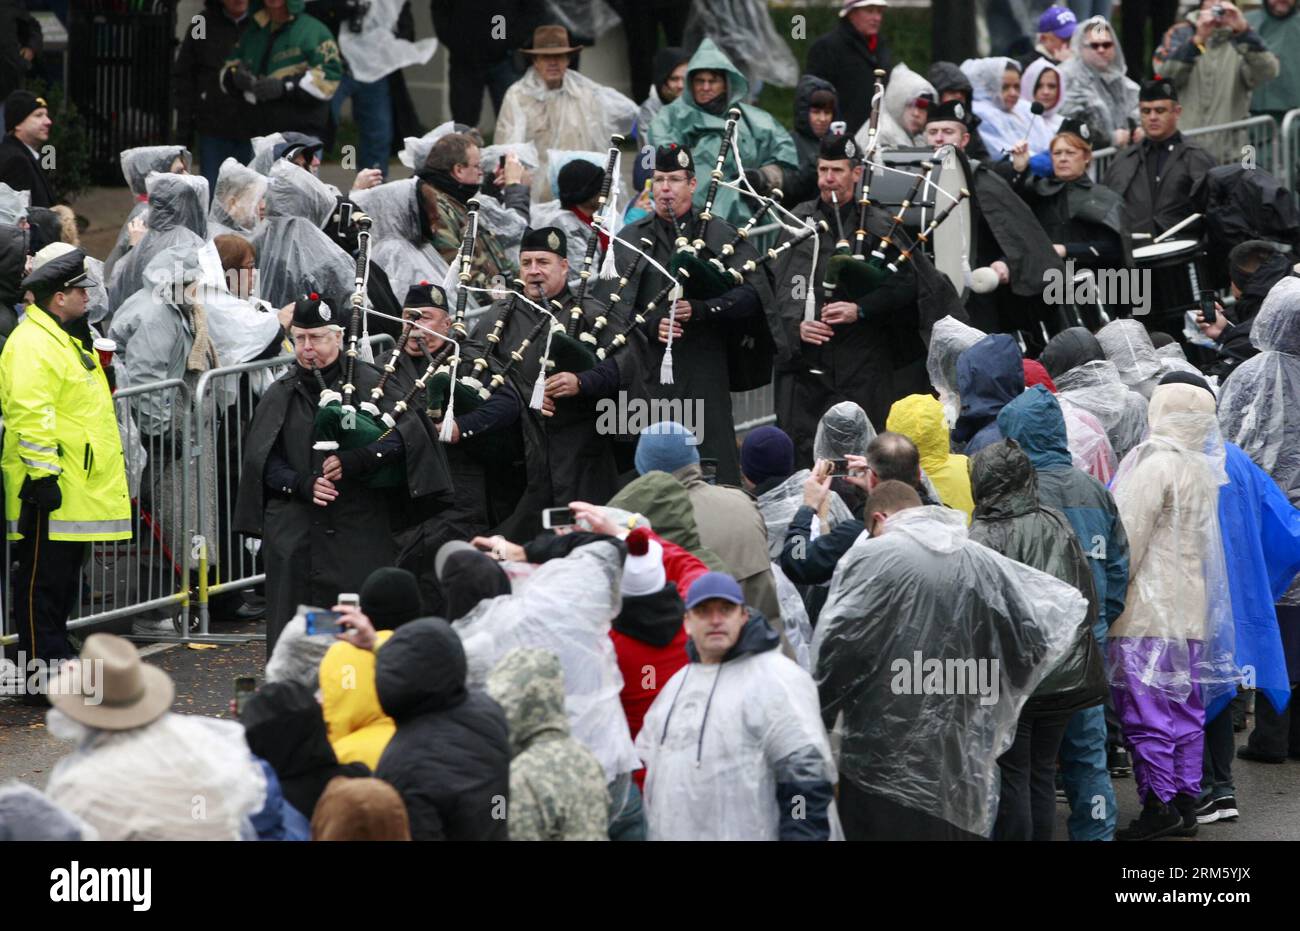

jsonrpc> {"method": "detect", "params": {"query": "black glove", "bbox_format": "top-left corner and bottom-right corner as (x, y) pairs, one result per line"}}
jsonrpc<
(224, 66), (256, 95)
(252, 76), (287, 102)
(19, 475), (61, 512)
(744, 167), (771, 197)
(335, 447), (374, 478)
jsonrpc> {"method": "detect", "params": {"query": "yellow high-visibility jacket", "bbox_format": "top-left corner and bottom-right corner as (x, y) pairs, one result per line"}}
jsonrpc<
(0, 306), (131, 541)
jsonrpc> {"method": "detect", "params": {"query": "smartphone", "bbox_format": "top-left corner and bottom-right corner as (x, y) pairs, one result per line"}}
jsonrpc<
(828, 458), (852, 477)
(699, 459), (718, 483)
(305, 609), (344, 636)
(234, 676), (256, 717)
(1197, 289), (1218, 323)
(337, 201), (354, 234)
(338, 592), (360, 608)
(542, 507), (575, 530)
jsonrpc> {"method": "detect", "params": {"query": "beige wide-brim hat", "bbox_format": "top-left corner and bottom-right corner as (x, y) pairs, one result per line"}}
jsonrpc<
(520, 24), (584, 56)
(49, 633), (175, 731)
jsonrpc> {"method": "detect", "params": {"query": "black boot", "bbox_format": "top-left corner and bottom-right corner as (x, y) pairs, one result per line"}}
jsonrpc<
(1171, 794), (1199, 837)
(1116, 797), (1182, 841)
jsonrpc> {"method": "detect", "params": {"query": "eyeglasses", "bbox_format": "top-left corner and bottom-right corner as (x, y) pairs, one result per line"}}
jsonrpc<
(1087, 41), (1114, 50)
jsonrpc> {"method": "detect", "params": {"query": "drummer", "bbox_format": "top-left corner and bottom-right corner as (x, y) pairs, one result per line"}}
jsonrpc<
(1007, 118), (1130, 329)
(1101, 80), (1215, 338)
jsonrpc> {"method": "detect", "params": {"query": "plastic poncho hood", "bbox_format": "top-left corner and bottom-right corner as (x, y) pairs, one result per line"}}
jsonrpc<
(119, 145), (192, 197)
(1049, 354), (1148, 460)
(962, 57), (1032, 155)
(927, 315), (987, 425)
(452, 541), (640, 782)
(0, 183), (28, 226)
(813, 505), (1087, 836)
(265, 160), (337, 228)
(813, 401), (878, 461)
(209, 158), (268, 235)
(252, 216), (355, 312)
(1097, 318), (1162, 394)
(352, 178), (450, 298)
(107, 172), (210, 308)
(870, 63), (936, 149)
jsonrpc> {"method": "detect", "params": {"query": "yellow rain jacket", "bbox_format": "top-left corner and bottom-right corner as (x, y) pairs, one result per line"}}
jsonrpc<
(886, 394), (975, 522)
(320, 630), (395, 769)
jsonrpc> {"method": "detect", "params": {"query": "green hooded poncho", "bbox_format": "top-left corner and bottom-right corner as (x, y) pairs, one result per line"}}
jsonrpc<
(647, 39), (798, 227)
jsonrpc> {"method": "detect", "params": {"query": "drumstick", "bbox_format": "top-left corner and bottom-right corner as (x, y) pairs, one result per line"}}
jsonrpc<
(1153, 213), (1203, 245)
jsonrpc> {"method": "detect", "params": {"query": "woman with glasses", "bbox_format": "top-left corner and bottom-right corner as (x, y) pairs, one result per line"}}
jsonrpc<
(1058, 16), (1141, 149)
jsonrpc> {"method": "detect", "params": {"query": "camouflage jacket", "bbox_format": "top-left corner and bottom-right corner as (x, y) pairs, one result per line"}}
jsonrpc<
(486, 648), (610, 842)
(422, 182), (518, 293)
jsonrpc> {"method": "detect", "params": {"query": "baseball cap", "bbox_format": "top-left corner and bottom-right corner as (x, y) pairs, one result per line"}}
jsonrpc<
(684, 572), (745, 612)
(840, 0), (888, 15)
(1038, 6), (1077, 39)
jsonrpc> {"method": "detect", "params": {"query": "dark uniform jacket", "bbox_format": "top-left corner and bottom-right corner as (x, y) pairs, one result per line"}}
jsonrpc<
(0, 133), (52, 207)
(1101, 132), (1216, 237)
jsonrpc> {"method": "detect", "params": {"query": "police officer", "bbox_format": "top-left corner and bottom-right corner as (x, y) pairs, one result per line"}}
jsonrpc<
(0, 244), (131, 703)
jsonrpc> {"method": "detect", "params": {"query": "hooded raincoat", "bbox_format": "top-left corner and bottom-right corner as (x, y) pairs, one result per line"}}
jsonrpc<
(785, 73), (838, 206)
(486, 647), (611, 841)
(107, 172), (210, 310)
(1019, 58), (1067, 155)
(1220, 276), (1300, 608)
(953, 333), (1025, 455)
(636, 613), (838, 840)
(452, 540), (640, 785)
(962, 57), (1034, 159)
(998, 386), (1130, 635)
(1040, 327), (1149, 460)
(968, 440), (1106, 715)
(864, 63), (936, 152)
(374, 618), (511, 841)
(351, 177), (451, 299)
(104, 145), (193, 279)
(813, 505), (1088, 837)
(1096, 318), (1162, 399)
(927, 315), (987, 427)
(648, 39), (799, 227)
(886, 394), (975, 521)
(1057, 17), (1139, 147)
(208, 158), (267, 239)
(320, 631), (396, 770)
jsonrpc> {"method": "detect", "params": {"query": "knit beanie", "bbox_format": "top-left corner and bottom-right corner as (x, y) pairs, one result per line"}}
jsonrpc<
(740, 426), (795, 484)
(620, 527), (666, 597)
(634, 421), (700, 475)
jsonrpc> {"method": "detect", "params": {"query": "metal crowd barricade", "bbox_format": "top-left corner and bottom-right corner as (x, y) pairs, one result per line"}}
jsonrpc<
(732, 384), (777, 434)
(185, 332), (395, 642)
(1282, 108), (1300, 191)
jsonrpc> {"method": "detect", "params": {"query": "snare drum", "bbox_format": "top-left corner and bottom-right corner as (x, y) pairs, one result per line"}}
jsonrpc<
(1132, 238), (1206, 316)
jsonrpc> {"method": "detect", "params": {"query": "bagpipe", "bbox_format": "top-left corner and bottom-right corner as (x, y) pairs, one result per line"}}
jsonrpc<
(310, 211), (410, 490)
(818, 69), (974, 304)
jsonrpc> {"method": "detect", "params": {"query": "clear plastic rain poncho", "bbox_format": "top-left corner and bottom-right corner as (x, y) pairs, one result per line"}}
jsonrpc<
(927, 315), (986, 427)
(635, 621), (838, 841)
(0, 183), (28, 225)
(961, 57), (1033, 158)
(1220, 276), (1300, 602)
(1107, 383), (1237, 706)
(0, 781), (98, 841)
(83, 256), (111, 326)
(1154, 340), (1212, 382)
(813, 401), (878, 462)
(1058, 16), (1140, 145)
(44, 709), (266, 841)
(1053, 359), (1149, 460)
(107, 171), (210, 309)
(683, 0), (799, 88)
(773, 566), (815, 671)
(250, 133), (286, 176)
(494, 66), (637, 202)
(105, 145), (192, 273)
(265, 160), (337, 229)
(757, 471), (855, 562)
(252, 216), (355, 313)
(474, 191), (529, 265)
(352, 177), (450, 298)
(813, 505), (1087, 837)
(338, 0), (437, 83)
(1058, 397), (1119, 484)
(397, 120), (457, 172)
(481, 141), (541, 176)
(266, 611), (339, 689)
(208, 158), (268, 238)
(529, 198), (598, 287)
(453, 541), (639, 783)
(1097, 318), (1162, 399)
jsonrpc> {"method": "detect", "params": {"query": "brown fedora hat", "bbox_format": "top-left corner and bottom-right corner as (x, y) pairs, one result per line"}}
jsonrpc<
(520, 24), (583, 56)
(49, 633), (175, 731)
